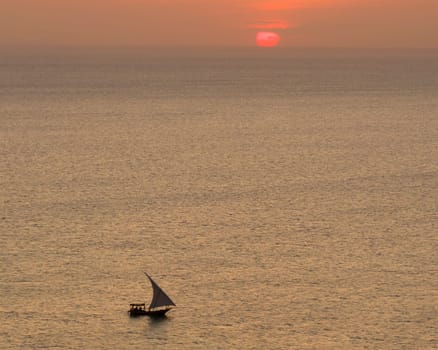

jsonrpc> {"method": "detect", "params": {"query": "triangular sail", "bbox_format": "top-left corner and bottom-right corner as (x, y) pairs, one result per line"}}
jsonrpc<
(144, 273), (176, 310)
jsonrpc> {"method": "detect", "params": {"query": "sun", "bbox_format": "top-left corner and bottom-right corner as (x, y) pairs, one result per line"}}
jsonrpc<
(256, 32), (280, 47)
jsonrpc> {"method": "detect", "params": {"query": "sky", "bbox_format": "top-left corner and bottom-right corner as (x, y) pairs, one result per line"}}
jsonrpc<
(1, 0), (437, 48)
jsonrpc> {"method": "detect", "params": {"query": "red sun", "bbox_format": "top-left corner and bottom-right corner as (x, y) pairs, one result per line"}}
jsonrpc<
(256, 32), (280, 47)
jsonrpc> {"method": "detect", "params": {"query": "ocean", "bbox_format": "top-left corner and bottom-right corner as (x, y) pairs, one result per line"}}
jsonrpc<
(1, 47), (437, 349)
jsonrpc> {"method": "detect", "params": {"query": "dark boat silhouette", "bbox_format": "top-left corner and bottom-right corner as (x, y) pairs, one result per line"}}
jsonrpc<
(129, 273), (176, 317)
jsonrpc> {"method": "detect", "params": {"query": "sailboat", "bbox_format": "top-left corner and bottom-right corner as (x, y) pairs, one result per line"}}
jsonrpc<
(129, 272), (176, 317)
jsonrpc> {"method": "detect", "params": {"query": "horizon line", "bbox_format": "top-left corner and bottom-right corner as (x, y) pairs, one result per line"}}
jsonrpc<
(1, 44), (438, 51)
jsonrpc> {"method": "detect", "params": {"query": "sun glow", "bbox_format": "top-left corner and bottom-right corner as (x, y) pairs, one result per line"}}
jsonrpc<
(256, 31), (280, 47)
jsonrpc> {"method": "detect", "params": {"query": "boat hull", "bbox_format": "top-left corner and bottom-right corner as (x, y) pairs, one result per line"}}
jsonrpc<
(146, 309), (171, 317)
(129, 308), (172, 317)
(129, 309), (148, 317)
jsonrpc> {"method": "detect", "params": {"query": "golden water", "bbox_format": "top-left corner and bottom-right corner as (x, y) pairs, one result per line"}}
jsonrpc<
(1, 48), (437, 349)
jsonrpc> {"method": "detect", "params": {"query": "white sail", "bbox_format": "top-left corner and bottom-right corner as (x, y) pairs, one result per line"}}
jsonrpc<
(144, 273), (176, 310)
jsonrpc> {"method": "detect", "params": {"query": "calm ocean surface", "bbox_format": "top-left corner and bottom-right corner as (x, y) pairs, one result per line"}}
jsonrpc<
(1, 48), (437, 349)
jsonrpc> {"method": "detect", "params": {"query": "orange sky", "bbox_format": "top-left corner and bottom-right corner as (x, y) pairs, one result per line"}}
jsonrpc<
(1, 0), (437, 48)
